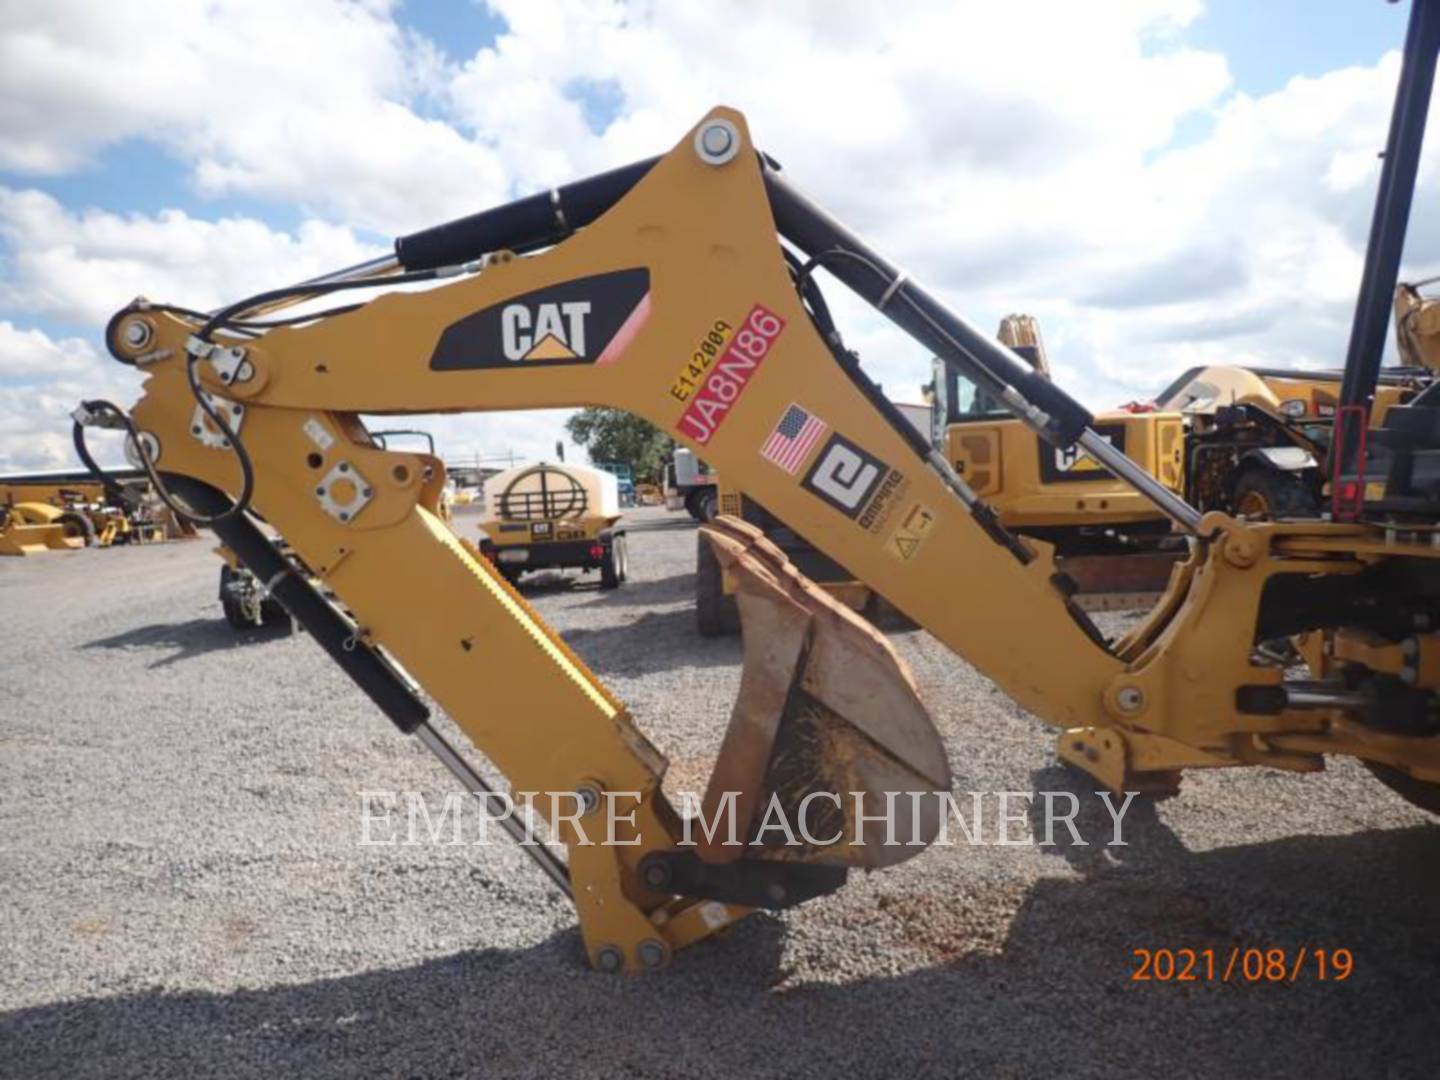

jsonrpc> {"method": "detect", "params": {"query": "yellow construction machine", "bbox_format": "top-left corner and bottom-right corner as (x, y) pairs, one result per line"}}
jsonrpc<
(0, 471), (179, 555)
(0, 494), (94, 555)
(76, 0), (1440, 973)
(1151, 322), (1431, 521)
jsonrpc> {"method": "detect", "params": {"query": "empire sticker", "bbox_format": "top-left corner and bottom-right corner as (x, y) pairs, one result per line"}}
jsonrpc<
(802, 432), (909, 533)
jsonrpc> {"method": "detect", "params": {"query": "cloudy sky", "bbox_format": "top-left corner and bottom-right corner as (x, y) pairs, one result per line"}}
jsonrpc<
(0, 0), (1433, 471)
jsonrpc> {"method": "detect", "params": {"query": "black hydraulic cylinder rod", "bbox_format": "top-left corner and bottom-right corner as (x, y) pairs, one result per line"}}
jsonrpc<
(165, 475), (430, 734)
(1337, 0), (1440, 426)
(394, 157), (658, 271)
(763, 170), (1095, 447)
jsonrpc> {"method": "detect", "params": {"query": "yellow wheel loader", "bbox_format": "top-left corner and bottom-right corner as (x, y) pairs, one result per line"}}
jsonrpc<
(76, 0), (1440, 973)
(0, 497), (92, 555)
(0, 474), (142, 554)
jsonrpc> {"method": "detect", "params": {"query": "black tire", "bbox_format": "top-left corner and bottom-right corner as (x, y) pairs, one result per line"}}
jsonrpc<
(55, 510), (95, 547)
(699, 490), (718, 522)
(219, 565), (258, 630)
(695, 533), (740, 637)
(1231, 466), (1318, 520)
(613, 534), (629, 583)
(600, 539), (622, 589)
(1365, 761), (1440, 816)
(684, 490), (705, 521)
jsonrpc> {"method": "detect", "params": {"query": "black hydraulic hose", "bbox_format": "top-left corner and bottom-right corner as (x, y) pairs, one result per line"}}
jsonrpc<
(72, 397), (253, 528)
(167, 476), (430, 733)
(394, 157), (659, 271)
(100, 267), (443, 525)
(763, 169), (1095, 448)
(70, 420), (126, 505)
(1337, 0), (1440, 423)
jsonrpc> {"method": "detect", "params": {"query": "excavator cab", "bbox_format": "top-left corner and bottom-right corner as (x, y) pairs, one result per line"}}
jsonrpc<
(932, 320), (1187, 604)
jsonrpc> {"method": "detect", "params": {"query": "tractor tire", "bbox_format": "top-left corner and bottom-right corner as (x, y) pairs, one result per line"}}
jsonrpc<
(1365, 761), (1440, 816)
(695, 533), (740, 637)
(600, 538), (623, 589)
(1232, 466), (1318, 520)
(55, 510), (96, 547)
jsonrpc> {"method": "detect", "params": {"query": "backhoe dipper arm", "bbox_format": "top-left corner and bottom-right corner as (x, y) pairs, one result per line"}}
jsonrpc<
(95, 108), (1440, 971)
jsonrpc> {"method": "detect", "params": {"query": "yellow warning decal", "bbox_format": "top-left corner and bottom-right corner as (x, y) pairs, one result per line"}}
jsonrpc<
(885, 502), (936, 562)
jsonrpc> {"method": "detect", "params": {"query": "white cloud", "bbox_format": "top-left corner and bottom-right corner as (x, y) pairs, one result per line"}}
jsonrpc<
(0, 0), (507, 234)
(0, 194), (582, 470)
(0, 322), (140, 470)
(0, 319), (99, 380)
(0, 188), (382, 324)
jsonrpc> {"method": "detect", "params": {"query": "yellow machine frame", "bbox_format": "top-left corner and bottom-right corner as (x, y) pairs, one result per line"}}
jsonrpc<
(93, 108), (1440, 971)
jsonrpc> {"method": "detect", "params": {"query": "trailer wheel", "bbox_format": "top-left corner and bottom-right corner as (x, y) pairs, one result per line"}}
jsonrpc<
(613, 534), (629, 583)
(695, 533), (740, 637)
(684, 489), (719, 522)
(1365, 761), (1440, 816)
(600, 538), (623, 589)
(219, 564), (259, 630)
(1232, 466), (1318, 520)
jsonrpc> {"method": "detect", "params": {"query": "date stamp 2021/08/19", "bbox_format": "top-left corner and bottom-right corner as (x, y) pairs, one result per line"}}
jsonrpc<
(1131, 947), (1353, 983)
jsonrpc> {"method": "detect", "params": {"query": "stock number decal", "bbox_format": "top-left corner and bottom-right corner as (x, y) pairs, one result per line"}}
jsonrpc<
(669, 320), (733, 403)
(802, 432), (908, 533)
(674, 305), (785, 445)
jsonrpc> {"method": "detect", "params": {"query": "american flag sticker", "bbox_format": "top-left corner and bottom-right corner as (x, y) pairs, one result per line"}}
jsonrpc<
(761, 404), (828, 474)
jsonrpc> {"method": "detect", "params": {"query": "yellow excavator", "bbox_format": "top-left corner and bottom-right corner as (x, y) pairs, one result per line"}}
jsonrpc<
(76, 1), (1440, 973)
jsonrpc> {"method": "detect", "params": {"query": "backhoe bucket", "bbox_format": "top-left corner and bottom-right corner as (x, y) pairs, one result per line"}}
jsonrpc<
(698, 519), (951, 869)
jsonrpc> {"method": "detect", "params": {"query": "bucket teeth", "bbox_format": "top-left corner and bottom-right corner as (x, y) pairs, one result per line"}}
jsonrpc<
(697, 518), (951, 869)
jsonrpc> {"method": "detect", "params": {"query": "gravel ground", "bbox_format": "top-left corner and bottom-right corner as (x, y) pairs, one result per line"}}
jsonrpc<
(2, 505), (1439, 1079)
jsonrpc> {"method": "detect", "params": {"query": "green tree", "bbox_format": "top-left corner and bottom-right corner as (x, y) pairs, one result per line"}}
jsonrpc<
(564, 408), (673, 482)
